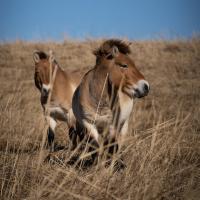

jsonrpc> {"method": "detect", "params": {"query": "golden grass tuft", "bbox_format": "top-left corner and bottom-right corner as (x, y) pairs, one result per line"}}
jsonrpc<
(0, 37), (200, 200)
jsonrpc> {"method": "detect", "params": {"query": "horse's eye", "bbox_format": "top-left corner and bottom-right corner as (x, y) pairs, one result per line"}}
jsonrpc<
(119, 64), (128, 68)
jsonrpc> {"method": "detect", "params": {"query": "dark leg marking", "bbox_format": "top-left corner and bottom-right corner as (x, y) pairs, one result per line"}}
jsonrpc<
(104, 138), (126, 171)
(47, 127), (55, 152)
(88, 138), (99, 165)
(69, 127), (79, 150)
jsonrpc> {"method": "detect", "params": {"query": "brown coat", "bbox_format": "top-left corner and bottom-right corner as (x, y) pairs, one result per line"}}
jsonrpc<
(72, 39), (150, 146)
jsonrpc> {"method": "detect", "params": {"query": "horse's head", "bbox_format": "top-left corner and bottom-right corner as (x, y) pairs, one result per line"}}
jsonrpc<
(33, 51), (56, 94)
(94, 39), (149, 98)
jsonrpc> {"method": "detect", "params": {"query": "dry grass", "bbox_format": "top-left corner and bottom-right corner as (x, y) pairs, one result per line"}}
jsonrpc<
(0, 37), (200, 200)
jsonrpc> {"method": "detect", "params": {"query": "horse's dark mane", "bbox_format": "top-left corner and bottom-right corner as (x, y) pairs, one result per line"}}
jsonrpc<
(93, 39), (131, 58)
(34, 50), (59, 68)
(37, 51), (48, 59)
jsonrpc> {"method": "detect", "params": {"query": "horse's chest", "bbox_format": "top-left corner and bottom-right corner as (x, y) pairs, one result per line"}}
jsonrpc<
(118, 91), (133, 122)
(119, 100), (133, 122)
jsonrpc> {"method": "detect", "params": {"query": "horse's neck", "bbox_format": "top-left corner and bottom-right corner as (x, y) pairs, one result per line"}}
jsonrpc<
(52, 67), (69, 96)
(88, 67), (110, 108)
(53, 66), (62, 86)
(91, 66), (122, 110)
(107, 79), (119, 109)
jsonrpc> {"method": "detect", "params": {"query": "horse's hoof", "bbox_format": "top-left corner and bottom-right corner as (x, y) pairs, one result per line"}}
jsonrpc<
(113, 159), (126, 172)
(105, 158), (126, 172)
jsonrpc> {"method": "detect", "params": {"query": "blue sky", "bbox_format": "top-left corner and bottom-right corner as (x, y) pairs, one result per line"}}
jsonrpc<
(0, 0), (200, 41)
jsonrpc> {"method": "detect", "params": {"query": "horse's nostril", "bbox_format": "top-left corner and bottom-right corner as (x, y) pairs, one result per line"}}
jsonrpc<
(143, 83), (149, 93)
(42, 88), (49, 96)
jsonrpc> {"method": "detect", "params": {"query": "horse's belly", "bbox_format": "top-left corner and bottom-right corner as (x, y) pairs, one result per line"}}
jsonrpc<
(49, 106), (68, 121)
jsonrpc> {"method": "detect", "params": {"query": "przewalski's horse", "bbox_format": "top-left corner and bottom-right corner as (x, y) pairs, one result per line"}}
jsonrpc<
(72, 39), (150, 164)
(33, 51), (79, 152)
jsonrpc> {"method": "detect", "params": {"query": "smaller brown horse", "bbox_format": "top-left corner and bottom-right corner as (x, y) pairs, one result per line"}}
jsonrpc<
(33, 51), (80, 151)
(72, 39), (150, 165)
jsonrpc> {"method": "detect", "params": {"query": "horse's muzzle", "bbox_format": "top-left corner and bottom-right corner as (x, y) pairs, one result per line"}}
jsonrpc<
(41, 88), (49, 104)
(133, 80), (150, 98)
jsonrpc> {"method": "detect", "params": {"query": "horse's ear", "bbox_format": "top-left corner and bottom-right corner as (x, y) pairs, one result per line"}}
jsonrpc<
(106, 46), (119, 60)
(111, 46), (119, 57)
(33, 51), (40, 64)
(49, 50), (55, 63)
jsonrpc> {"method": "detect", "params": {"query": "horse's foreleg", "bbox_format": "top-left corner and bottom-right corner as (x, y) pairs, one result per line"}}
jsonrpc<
(82, 120), (100, 164)
(47, 117), (57, 152)
(83, 120), (100, 143)
(104, 124), (126, 171)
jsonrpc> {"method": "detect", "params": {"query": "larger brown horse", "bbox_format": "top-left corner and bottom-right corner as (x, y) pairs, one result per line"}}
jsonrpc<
(33, 51), (80, 151)
(72, 39), (150, 164)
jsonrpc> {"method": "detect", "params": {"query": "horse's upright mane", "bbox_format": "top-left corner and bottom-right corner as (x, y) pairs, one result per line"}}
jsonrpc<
(36, 51), (48, 59)
(93, 39), (131, 58)
(35, 51), (60, 66)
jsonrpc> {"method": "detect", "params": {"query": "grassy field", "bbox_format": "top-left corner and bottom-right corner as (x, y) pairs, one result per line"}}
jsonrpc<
(0, 38), (200, 200)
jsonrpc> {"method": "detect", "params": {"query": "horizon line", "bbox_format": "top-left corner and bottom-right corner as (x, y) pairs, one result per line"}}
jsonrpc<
(0, 32), (199, 44)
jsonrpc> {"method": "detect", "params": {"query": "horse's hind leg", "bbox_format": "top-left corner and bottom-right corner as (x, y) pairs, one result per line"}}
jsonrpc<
(47, 117), (57, 152)
(68, 121), (85, 150)
(68, 126), (77, 150)
(88, 137), (99, 165)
